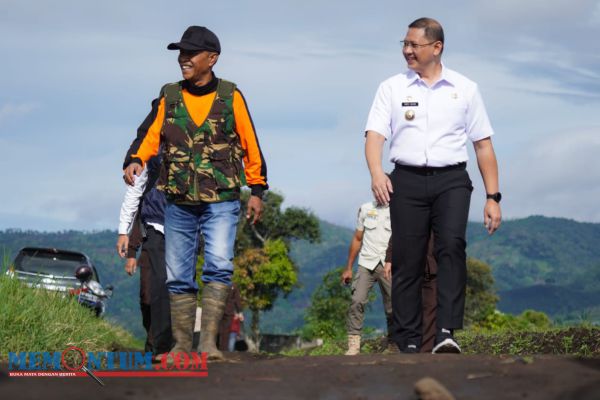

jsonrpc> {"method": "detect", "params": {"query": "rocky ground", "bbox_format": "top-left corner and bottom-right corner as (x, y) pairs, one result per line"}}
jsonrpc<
(2, 353), (599, 399)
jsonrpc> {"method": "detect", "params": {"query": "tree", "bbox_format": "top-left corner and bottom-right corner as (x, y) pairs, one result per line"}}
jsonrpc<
(233, 190), (320, 340)
(302, 267), (352, 340)
(465, 257), (499, 326)
(233, 239), (297, 340)
(236, 191), (320, 250)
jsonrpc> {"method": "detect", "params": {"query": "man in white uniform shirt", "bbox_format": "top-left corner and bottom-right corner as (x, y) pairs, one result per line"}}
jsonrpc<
(341, 201), (392, 355)
(364, 17), (502, 353)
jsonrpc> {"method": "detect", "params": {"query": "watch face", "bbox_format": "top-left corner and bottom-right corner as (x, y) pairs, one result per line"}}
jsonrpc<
(488, 192), (502, 202)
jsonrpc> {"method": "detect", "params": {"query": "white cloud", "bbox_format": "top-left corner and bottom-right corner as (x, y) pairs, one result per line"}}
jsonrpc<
(593, 1), (600, 24)
(502, 127), (600, 222)
(1, 0), (600, 230)
(0, 103), (37, 125)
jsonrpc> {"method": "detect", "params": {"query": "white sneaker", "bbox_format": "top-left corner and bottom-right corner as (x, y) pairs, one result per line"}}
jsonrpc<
(345, 335), (361, 356)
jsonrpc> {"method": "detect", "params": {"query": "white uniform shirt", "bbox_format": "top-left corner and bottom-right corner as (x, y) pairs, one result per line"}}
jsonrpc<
(356, 202), (391, 270)
(365, 65), (494, 167)
(118, 167), (164, 235)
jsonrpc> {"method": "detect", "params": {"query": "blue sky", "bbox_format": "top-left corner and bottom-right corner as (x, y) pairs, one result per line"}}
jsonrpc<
(1, 0), (599, 231)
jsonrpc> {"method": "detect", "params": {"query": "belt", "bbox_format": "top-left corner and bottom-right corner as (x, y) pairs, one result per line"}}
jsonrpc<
(394, 162), (466, 176)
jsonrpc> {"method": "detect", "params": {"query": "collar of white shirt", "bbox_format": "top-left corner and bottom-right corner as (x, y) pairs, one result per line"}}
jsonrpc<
(406, 63), (455, 88)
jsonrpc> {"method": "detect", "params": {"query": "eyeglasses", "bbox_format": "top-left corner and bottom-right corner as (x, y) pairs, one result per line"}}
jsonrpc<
(400, 40), (438, 49)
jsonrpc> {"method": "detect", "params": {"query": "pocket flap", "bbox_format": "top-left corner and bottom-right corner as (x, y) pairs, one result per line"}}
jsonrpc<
(210, 145), (232, 161)
(363, 218), (377, 229)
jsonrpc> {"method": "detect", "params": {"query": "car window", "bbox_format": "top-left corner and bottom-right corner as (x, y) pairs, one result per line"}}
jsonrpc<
(14, 249), (96, 280)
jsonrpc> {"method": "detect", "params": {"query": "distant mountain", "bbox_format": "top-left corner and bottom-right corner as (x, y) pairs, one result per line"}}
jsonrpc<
(1, 215), (599, 337)
(466, 216), (600, 292)
(498, 285), (598, 316)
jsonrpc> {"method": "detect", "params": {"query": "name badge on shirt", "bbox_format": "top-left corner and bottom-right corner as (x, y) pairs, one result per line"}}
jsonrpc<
(401, 102), (419, 107)
(367, 209), (378, 218)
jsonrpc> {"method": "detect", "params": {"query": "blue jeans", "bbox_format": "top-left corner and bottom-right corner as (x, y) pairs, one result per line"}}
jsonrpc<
(228, 332), (238, 352)
(164, 200), (240, 294)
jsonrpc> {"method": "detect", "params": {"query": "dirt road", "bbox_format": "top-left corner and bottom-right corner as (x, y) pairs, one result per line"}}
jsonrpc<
(1, 354), (599, 399)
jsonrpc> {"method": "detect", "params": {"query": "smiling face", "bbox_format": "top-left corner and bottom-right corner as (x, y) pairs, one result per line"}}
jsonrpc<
(177, 50), (219, 85)
(402, 27), (443, 75)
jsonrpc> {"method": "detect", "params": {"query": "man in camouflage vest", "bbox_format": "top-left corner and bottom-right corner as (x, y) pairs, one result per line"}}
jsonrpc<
(123, 26), (268, 361)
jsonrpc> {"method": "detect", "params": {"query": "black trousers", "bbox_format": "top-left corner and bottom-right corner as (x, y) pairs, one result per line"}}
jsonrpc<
(144, 226), (173, 354)
(389, 164), (472, 349)
(138, 247), (153, 352)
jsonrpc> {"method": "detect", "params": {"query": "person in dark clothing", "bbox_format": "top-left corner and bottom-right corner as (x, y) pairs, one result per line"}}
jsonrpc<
(117, 155), (173, 358)
(365, 18), (501, 353)
(217, 284), (244, 352)
(384, 232), (437, 353)
(122, 214), (153, 352)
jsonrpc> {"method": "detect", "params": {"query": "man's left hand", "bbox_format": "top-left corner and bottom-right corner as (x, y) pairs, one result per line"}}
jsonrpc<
(124, 258), (137, 276)
(483, 200), (502, 235)
(246, 195), (263, 224)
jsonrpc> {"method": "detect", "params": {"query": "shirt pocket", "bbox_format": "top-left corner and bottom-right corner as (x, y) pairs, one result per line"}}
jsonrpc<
(363, 218), (377, 230)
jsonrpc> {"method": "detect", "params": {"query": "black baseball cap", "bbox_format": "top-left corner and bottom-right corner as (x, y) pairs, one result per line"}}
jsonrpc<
(167, 26), (221, 54)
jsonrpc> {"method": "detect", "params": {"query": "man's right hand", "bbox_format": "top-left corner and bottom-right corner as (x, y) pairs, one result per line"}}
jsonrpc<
(116, 234), (129, 258)
(365, 131), (392, 205)
(124, 162), (143, 186)
(371, 171), (393, 206)
(341, 268), (353, 285)
(383, 262), (392, 281)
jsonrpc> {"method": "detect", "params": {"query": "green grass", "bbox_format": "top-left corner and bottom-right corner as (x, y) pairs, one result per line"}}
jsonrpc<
(282, 327), (600, 357)
(457, 326), (599, 357)
(0, 271), (142, 361)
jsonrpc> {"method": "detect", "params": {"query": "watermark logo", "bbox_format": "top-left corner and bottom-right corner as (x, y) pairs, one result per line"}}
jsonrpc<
(9, 346), (208, 385)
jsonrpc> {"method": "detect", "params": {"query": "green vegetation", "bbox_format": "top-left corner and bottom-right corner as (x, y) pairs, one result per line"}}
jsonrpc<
(301, 267), (354, 340)
(1, 215), (599, 336)
(232, 190), (320, 340)
(235, 239), (299, 339)
(457, 327), (599, 357)
(284, 325), (600, 358)
(288, 255), (600, 358)
(472, 309), (552, 331)
(301, 257), (501, 342)
(0, 271), (141, 361)
(465, 258), (499, 326)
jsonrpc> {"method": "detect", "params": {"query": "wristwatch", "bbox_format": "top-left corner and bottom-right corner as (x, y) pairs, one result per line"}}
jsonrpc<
(486, 192), (502, 203)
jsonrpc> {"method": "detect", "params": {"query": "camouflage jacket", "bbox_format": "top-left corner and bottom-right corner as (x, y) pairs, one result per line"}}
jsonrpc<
(156, 79), (246, 203)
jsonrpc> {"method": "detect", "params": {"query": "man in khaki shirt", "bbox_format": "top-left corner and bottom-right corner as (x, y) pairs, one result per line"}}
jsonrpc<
(341, 201), (392, 355)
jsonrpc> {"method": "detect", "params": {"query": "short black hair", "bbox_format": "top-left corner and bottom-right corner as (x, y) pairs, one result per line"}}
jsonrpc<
(408, 17), (444, 45)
